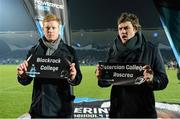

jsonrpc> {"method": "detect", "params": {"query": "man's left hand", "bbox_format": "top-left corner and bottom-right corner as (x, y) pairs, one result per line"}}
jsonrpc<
(143, 65), (154, 84)
(69, 63), (77, 80)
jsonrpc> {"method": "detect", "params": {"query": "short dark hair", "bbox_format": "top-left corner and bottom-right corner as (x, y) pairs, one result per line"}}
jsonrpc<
(117, 12), (141, 31)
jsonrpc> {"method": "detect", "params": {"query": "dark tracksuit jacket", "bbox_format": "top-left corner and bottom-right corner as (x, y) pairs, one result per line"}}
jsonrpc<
(98, 32), (168, 118)
(18, 38), (82, 118)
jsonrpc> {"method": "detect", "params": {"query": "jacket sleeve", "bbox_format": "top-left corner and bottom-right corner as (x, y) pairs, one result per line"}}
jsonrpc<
(17, 75), (33, 86)
(98, 79), (112, 87)
(98, 47), (113, 87)
(151, 46), (168, 90)
(68, 48), (82, 86)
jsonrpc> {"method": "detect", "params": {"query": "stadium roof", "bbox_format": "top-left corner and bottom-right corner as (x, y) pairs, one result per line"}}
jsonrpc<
(0, 0), (162, 32)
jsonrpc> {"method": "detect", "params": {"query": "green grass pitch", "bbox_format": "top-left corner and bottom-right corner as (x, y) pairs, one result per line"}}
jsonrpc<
(0, 65), (180, 118)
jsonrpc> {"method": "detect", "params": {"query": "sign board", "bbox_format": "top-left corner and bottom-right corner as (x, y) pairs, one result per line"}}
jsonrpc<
(26, 55), (70, 79)
(73, 100), (110, 118)
(99, 62), (145, 85)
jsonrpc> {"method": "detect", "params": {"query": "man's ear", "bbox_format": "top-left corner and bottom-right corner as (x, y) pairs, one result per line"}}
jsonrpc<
(133, 28), (137, 32)
(42, 27), (45, 32)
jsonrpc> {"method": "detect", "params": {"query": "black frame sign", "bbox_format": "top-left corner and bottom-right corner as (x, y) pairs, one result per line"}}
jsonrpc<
(99, 62), (145, 85)
(26, 55), (70, 79)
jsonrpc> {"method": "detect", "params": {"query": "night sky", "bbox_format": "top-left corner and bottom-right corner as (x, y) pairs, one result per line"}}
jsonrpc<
(68, 0), (162, 30)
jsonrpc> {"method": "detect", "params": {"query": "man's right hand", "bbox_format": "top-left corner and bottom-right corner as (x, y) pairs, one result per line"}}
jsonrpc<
(95, 64), (102, 80)
(17, 60), (28, 76)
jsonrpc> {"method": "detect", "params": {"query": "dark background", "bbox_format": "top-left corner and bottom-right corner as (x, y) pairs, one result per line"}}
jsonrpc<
(68, 0), (161, 30)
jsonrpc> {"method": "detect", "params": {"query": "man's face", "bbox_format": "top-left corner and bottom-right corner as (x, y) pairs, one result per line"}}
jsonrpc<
(118, 21), (137, 44)
(43, 20), (60, 42)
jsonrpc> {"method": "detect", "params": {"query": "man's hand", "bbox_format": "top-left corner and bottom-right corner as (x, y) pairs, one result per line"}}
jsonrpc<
(17, 60), (28, 77)
(69, 63), (77, 80)
(143, 65), (154, 84)
(95, 64), (102, 80)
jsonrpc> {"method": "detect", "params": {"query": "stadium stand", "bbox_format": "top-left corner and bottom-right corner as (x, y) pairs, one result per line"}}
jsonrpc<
(0, 29), (175, 65)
